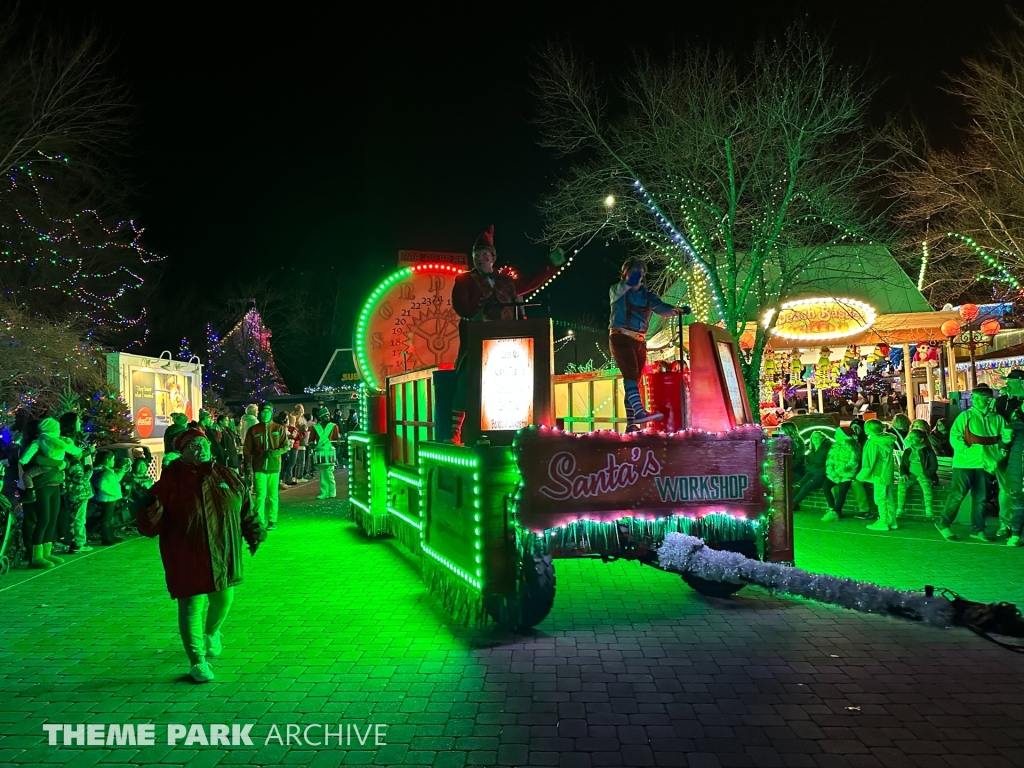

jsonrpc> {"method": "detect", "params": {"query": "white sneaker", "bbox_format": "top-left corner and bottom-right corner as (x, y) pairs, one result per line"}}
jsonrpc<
(205, 632), (222, 657)
(1007, 535), (1021, 547)
(189, 661), (215, 683)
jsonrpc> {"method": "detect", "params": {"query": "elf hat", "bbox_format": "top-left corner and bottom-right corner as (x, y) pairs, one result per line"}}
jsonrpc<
(317, 407), (330, 419)
(473, 225), (496, 256)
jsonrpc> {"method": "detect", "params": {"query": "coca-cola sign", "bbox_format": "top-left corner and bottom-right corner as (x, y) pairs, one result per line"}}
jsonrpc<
(514, 426), (769, 529)
(135, 407), (154, 439)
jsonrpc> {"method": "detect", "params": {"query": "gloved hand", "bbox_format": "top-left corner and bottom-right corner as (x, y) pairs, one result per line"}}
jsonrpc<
(549, 247), (566, 267)
(626, 269), (643, 287)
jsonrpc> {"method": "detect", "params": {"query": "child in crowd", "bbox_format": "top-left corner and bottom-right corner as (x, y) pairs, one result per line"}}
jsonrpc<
(791, 430), (829, 511)
(822, 427), (861, 522)
(92, 451), (129, 545)
(897, 429), (938, 519)
(856, 419), (898, 532)
(777, 423), (805, 482)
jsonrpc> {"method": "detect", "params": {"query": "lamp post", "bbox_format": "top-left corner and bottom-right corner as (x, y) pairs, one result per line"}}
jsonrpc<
(942, 304), (1000, 390)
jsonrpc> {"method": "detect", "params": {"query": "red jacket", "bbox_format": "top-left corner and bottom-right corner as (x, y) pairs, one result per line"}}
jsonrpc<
(136, 461), (266, 600)
(242, 422), (290, 473)
(451, 264), (559, 321)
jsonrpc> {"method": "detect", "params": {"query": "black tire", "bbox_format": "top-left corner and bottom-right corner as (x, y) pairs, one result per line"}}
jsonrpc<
(679, 539), (756, 598)
(486, 553), (556, 631)
(681, 574), (745, 598)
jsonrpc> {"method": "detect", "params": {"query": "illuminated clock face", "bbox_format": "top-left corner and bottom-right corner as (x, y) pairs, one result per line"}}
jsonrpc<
(354, 265), (463, 390)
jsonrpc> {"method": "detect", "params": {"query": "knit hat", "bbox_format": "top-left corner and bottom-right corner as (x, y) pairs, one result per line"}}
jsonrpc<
(972, 384), (995, 398)
(37, 418), (60, 437)
(473, 225), (496, 255)
(317, 407), (330, 419)
(1007, 369), (1024, 381)
(173, 428), (208, 452)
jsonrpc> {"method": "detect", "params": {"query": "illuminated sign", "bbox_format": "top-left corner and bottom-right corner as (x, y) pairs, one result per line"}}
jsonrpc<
(716, 341), (748, 425)
(480, 337), (534, 431)
(764, 297), (876, 341)
(398, 250), (469, 268)
(128, 367), (197, 439)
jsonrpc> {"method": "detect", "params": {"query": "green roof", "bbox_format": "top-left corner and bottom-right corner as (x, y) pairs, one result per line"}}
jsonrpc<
(651, 244), (931, 335)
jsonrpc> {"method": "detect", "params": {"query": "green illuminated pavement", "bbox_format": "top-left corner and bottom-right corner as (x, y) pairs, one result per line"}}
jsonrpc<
(2, 477), (1024, 768)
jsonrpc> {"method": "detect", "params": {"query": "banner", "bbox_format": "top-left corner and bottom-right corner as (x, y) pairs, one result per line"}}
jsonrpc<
(514, 427), (768, 528)
(129, 368), (197, 440)
(397, 250), (468, 268)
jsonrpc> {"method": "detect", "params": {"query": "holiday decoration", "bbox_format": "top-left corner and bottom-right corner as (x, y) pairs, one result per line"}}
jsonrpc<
(658, 534), (954, 626)
(0, 163), (164, 346)
(183, 309), (287, 403)
(842, 345), (860, 372)
(764, 298), (876, 341)
(981, 318), (1001, 337)
(81, 385), (134, 446)
(941, 319), (961, 338)
(960, 303), (980, 322)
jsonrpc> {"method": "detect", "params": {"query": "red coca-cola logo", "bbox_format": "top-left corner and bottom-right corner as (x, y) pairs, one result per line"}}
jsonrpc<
(136, 407), (154, 438)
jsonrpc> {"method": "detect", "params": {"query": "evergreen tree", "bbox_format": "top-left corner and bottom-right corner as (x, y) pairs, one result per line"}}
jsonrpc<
(82, 384), (133, 446)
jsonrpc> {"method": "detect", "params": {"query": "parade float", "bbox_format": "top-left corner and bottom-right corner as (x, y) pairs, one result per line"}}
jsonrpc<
(344, 262), (793, 630)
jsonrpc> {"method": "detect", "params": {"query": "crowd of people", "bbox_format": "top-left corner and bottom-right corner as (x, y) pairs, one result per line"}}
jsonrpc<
(783, 372), (1024, 546)
(0, 402), (358, 568)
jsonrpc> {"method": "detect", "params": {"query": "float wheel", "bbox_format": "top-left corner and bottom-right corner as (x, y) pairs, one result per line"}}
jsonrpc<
(680, 539), (757, 599)
(486, 553), (556, 631)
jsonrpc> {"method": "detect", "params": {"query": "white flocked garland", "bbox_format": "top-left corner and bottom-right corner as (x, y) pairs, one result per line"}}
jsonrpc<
(658, 533), (955, 628)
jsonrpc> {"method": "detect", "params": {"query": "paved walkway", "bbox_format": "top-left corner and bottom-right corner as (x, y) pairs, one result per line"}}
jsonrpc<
(2, 477), (1024, 768)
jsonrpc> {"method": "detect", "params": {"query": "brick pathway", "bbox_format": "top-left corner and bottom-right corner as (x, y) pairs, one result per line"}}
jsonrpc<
(2, 476), (1024, 767)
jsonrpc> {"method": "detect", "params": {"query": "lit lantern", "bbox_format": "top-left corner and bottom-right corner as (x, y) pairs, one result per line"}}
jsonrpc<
(739, 330), (755, 350)
(960, 303), (980, 322)
(980, 318), (1001, 337)
(941, 319), (961, 338)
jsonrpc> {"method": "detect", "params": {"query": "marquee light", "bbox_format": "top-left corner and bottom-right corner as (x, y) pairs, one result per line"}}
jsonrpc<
(763, 297), (876, 341)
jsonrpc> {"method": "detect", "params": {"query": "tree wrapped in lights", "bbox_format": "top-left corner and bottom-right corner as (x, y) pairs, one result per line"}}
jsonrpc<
(889, 9), (1024, 306)
(81, 384), (133, 446)
(535, 26), (887, 411)
(0, 166), (163, 346)
(185, 308), (287, 403)
(0, 299), (105, 415)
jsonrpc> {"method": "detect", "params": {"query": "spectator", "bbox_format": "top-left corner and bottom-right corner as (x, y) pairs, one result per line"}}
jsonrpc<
(897, 430), (938, 520)
(238, 405), (258, 443)
(345, 408), (358, 433)
(822, 427), (861, 522)
(996, 372), (1024, 538)
(281, 414), (300, 487)
(931, 418), (953, 457)
(92, 450), (129, 545)
(19, 417), (82, 568)
(996, 369), (1024, 418)
(889, 413), (911, 450)
(857, 420), (898, 532)
(163, 413), (189, 463)
(134, 429), (266, 683)
(290, 405), (308, 484)
(935, 384), (1009, 542)
(777, 422), (805, 482)
(242, 403), (289, 530)
(58, 412), (95, 555)
(791, 431), (829, 511)
(213, 414), (240, 471)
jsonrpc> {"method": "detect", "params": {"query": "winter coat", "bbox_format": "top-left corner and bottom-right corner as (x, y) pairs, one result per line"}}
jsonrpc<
(608, 283), (677, 334)
(1002, 408), (1024, 496)
(92, 466), (124, 502)
(64, 457), (94, 504)
(242, 422), (290, 473)
(899, 445), (938, 483)
(949, 407), (1007, 472)
(803, 442), (830, 475)
(826, 436), (861, 484)
(136, 460), (266, 600)
(215, 428), (240, 469)
(856, 433), (897, 485)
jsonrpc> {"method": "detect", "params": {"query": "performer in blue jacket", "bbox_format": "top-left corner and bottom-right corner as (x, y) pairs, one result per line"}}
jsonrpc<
(609, 257), (688, 429)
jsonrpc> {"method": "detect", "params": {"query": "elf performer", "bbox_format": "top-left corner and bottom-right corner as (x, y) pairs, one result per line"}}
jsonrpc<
(609, 257), (690, 429)
(309, 407), (341, 500)
(449, 225), (565, 444)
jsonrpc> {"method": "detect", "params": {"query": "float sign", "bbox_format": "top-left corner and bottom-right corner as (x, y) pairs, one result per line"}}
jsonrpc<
(398, 250), (468, 268)
(514, 428), (764, 527)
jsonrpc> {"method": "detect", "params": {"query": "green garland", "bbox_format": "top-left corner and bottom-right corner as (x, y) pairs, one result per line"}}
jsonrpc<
(421, 555), (487, 628)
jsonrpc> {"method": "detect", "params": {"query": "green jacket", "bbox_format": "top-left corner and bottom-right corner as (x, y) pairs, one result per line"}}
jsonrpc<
(856, 433), (897, 485)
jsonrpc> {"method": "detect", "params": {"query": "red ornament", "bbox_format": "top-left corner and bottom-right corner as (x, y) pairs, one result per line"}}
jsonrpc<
(941, 319), (961, 338)
(980, 318), (1001, 337)
(960, 303), (980, 322)
(739, 331), (755, 351)
(878, 343), (890, 357)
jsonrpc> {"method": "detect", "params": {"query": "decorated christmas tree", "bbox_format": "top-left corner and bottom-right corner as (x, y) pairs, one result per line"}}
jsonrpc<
(82, 385), (133, 446)
(181, 307), (287, 403)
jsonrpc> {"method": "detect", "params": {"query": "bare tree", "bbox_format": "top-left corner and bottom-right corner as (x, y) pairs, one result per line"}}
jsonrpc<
(0, 12), (128, 187)
(535, 26), (889, 406)
(889, 9), (1024, 306)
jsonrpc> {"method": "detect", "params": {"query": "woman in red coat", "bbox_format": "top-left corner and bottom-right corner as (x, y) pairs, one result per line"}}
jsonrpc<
(136, 429), (266, 683)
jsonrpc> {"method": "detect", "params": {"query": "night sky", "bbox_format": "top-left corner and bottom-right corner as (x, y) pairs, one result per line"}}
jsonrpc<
(33, 1), (1024, 388)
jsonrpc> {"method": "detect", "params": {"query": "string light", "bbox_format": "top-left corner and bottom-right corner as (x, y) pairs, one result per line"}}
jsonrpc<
(918, 239), (929, 291)
(0, 162), (165, 345)
(947, 232), (1022, 290)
